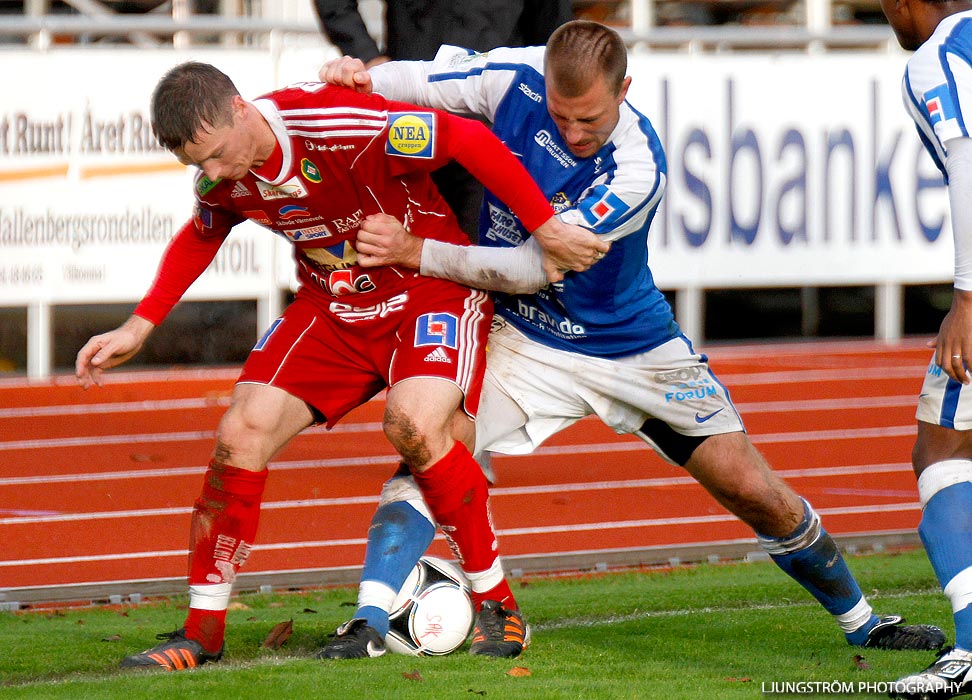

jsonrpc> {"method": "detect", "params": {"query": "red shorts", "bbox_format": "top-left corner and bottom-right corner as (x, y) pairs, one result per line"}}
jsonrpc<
(238, 278), (492, 427)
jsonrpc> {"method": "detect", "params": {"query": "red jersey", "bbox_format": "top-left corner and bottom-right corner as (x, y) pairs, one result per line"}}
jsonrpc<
(135, 83), (553, 324)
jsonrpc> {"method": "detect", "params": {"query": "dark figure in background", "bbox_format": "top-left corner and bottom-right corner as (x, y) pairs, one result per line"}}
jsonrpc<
(313, 0), (573, 240)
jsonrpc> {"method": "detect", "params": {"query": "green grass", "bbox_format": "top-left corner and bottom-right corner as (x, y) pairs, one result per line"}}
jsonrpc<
(0, 549), (951, 699)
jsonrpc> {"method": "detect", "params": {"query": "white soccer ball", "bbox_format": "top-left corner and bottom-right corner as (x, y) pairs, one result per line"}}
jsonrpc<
(385, 556), (474, 656)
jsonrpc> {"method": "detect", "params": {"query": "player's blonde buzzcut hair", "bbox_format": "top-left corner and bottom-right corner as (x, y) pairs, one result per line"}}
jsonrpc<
(544, 20), (627, 98)
(151, 61), (240, 152)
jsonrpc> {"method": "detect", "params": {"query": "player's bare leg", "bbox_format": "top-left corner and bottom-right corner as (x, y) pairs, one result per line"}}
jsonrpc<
(683, 431), (944, 650)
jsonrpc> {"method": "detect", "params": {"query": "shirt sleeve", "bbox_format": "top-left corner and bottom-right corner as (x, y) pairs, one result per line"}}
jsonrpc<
(420, 237), (548, 293)
(383, 101), (553, 232)
(932, 49), (972, 145)
(945, 136), (972, 291)
(133, 217), (229, 325)
(558, 117), (667, 244)
(372, 45), (541, 122)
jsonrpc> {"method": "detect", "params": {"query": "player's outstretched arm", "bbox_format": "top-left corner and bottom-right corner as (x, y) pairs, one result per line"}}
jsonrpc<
(319, 56), (374, 93)
(440, 116), (609, 280)
(530, 216), (610, 282)
(356, 213), (551, 293)
(939, 136), (972, 383)
(75, 314), (155, 389)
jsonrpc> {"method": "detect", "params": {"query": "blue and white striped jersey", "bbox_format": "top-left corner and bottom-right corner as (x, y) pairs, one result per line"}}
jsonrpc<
(902, 10), (972, 179)
(372, 45), (678, 358)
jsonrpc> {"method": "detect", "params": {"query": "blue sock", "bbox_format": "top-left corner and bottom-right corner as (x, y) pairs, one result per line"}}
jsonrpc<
(919, 480), (972, 651)
(758, 500), (877, 645)
(356, 500), (435, 637)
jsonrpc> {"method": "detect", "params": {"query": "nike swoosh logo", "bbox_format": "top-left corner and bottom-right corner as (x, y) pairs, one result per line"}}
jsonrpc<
(366, 640), (385, 657)
(695, 408), (724, 423)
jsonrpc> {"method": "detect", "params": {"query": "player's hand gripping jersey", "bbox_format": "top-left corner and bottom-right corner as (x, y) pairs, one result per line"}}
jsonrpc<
(372, 46), (676, 358)
(134, 83), (554, 325)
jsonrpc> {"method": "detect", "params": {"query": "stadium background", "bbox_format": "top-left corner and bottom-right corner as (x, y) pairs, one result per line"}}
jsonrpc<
(0, 0), (949, 606)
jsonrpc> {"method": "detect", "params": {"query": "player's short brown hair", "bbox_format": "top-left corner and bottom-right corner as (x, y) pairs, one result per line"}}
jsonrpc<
(151, 62), (240, 151)
(544, 20), (627, 98)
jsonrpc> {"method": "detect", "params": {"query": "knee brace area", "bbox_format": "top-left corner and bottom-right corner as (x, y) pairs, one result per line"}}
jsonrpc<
(918, 460), (972, 508)
(756, 499), (821, 556)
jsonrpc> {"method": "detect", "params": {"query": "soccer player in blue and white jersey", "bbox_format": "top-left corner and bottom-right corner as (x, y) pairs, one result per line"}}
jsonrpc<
(317, 20), (946, 660)
(879, 1), (972, 698)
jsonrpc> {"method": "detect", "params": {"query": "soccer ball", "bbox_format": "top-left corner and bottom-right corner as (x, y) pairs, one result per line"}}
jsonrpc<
(385, 556), (474, 656)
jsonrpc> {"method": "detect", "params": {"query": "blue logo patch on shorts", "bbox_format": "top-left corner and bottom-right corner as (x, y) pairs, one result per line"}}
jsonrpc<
(415, 313), (458, 348)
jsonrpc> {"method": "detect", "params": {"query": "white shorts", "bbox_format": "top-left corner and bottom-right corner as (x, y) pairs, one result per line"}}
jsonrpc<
(475, 320), (745, 465)
(916, 352), (972, 429)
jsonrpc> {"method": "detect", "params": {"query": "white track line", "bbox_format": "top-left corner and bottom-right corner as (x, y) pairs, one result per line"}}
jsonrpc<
(0, 502), (919, 569)
(735, 395), (918, 412)
(0, 396), (232, 419)
(0, 422), (915, 455)
(0, 393), (919, 421)
(0, 367), (242, 389)
(0, 434), (917, 488)
(720, 365), (921, 385)
(0, 421), (381, 452)
(0, 338), (930, 390)
(0, 462), (916, 525)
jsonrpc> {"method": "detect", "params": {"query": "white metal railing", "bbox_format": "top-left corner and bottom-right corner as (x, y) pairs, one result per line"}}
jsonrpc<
(0, 1), (897, 53)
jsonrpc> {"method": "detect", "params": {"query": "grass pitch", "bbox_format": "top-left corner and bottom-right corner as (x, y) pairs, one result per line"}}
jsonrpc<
(0, 548), (950, 699)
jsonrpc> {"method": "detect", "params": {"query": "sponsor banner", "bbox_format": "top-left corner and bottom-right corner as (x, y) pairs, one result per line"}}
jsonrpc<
(0, 50), (290, 304)
(0, 48), (951, 308)
(625, 52), (951, 287)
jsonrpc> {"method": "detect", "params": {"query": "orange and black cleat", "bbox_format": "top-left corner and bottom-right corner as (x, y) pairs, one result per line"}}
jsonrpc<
(469, 600), (528, 658)
(120, 628), (223, 671)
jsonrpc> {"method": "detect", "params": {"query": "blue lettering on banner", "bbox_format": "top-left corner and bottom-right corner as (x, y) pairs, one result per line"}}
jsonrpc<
(776, 129), (807, 246)
(727, 79), (762, 246)
(917, 148), (947, 243)
(658, 75), (948, 256)
(823, 129), (856, 242)
(680, 128), (712, 248)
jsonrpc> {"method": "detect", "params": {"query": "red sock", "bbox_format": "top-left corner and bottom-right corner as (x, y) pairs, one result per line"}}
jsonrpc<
(183, 460), (267, 652)
(411, 442), (516, 610)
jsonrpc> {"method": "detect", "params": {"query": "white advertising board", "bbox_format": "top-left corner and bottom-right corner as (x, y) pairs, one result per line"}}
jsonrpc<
(625, 52), (951, 288)
(0, 50), (298, 307)
(0, 46), (953, 374)
(0, 48), (950, 308)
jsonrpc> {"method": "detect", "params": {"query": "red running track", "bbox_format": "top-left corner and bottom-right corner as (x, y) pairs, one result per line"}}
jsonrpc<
(0, 339), (934, 603)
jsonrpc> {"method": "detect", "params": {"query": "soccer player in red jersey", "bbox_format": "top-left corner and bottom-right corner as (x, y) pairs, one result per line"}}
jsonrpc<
(75, 61), (607, 668)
